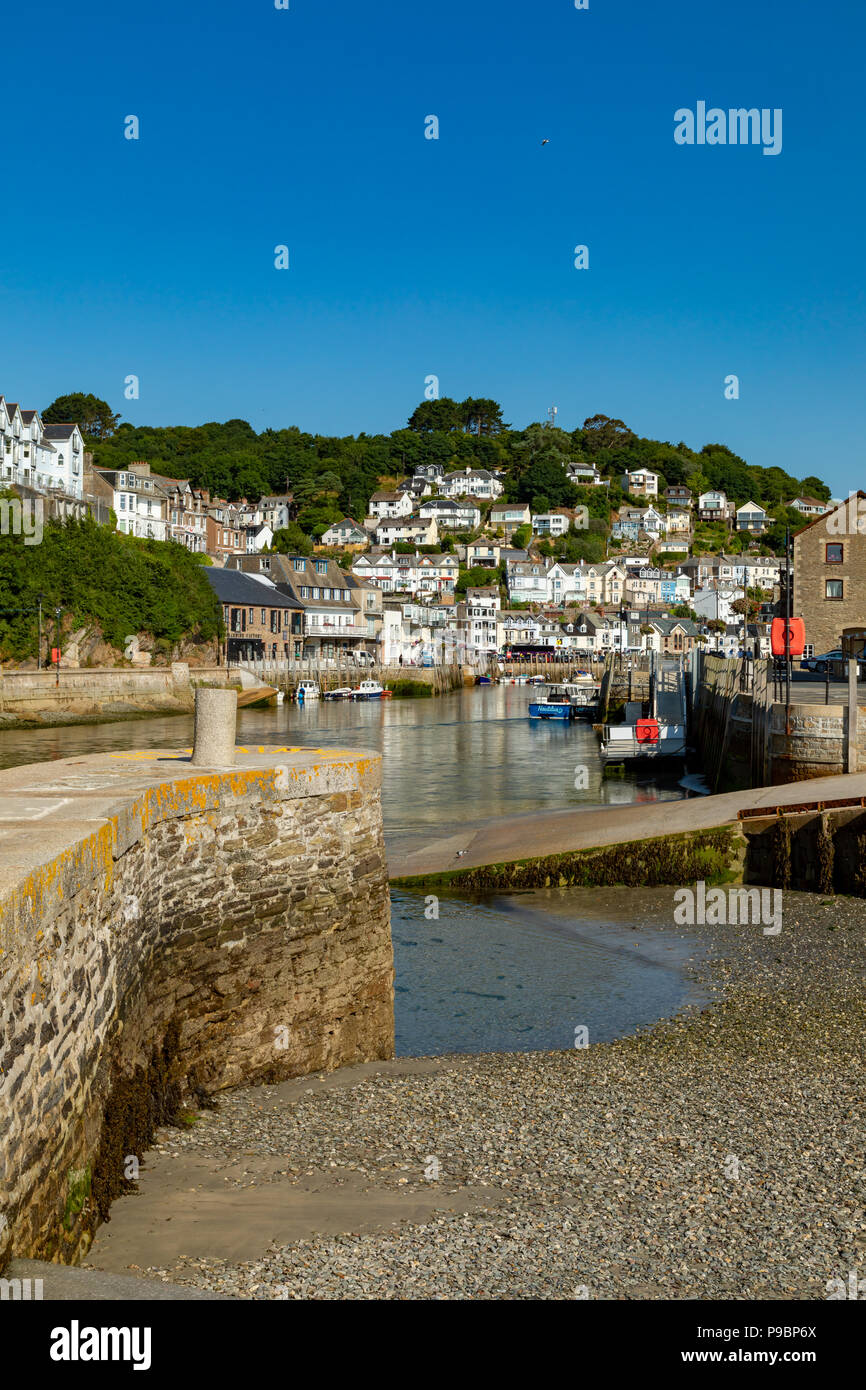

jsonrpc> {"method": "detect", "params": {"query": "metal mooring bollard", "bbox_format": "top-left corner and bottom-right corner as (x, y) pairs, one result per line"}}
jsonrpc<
(191, 688), (238, 766)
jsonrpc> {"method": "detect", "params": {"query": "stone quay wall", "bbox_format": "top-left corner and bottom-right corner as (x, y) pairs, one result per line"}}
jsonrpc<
(0, 746), (393, 1268)
(0, 664), (245, 725)
(692, 653), (865, 789)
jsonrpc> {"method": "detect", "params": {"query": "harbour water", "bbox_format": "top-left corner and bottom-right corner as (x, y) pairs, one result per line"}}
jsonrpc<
(0, 686), (707, 1052)
(392, 886), (708, 1056)
(0, 684), (695, 836)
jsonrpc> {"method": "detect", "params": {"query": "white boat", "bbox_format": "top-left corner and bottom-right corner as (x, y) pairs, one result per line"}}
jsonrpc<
(323, 687), (354, 701)
(351, 679), (386, 700)
(296, 680), (320, 700)
(599, 720), (687, 762)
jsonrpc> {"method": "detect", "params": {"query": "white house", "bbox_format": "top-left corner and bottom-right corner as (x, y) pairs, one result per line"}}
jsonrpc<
(259, 494), (295, 532)
(621, 469), (659, 497)
(368, 489), (414, 519)
(459, 586), (501, 660)
(438, 467), (504, 501)
(374, 515), (439, 547)
(787, 496), (832, 517)
(566, 461), (608, 487)
(41, 424), (85, 498)
(0, 399), (85, 499)
(693, 585), (743, 626)
(697, 490), (732, 522)
(94, 463), (169, 540)
(351, 549), (457, 596)
(532, 509), (571, 538)
(506, 561), (548, 603)
(415, 462), (446, 483)
(418, 497), (481, 530)
(320, 517), (369, 547)
(245, 522), (273, 552)
(547, 562), (586, 605)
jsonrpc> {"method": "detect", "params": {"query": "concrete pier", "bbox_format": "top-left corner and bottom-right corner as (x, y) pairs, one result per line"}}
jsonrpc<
(387, 770), (866, 882)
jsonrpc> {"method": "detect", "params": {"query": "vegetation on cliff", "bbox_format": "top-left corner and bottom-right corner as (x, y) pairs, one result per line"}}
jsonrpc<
(0, 514), (222, 662)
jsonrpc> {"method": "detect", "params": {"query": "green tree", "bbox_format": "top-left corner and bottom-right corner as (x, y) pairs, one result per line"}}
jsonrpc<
(270, 524), (313, 556)
(581, 414), (633, 454)
(43, 393), (120, 440)
(407, 398), (463, 432)
(800, 475), (831, 502)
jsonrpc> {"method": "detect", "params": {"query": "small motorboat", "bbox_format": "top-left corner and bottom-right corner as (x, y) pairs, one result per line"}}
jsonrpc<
(351, 679), (385, 700)
(324, 687), (354, 701)
(475, 674), (494, 685)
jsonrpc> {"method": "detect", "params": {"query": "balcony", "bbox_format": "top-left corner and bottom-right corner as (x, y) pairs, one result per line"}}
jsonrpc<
(304, 619), (369, 636)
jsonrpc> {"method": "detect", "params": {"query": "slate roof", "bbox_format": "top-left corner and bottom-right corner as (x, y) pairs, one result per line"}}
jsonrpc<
(205, 567), (302, 608)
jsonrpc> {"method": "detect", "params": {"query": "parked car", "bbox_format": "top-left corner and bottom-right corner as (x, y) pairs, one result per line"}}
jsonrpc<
(803, 648), (843, 673)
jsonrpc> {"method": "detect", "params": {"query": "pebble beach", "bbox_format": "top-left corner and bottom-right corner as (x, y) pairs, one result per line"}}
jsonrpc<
(87, 887), (865, 1300)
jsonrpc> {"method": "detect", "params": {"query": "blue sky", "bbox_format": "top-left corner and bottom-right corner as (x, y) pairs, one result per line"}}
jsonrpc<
(2, 0), (864, 492)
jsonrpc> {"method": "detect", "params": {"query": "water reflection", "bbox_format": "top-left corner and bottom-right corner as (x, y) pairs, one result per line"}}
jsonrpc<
(0, 686), (691, 835)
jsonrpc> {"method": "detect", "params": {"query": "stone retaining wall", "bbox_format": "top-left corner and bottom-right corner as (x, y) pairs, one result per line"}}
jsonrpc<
(0, 746), (393, 1267)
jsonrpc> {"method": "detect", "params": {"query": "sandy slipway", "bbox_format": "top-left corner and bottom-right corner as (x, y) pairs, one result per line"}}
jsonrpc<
(84, 888), (865, 1301)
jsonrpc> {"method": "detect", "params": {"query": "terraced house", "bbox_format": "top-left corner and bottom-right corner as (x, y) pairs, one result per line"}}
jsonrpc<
(350, 550), (458, 598)
(229, 553), (377, 661)
(151, 473), (210, 552)
(0, 397), (85, 499)
(93, 461), (168, 539)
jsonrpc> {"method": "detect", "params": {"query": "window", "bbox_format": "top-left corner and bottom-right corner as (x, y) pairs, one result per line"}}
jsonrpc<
(315, 560), (327, 575)
(249, 608), (255, 623)
(261, 609), (267, 625)
(826, 543), (844, 564)
(293, 558), (304, 571)
(826, 580), (844, 600)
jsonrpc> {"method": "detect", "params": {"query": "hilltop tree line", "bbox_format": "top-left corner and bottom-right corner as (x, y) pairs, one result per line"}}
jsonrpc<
(46, 393), (831, 553)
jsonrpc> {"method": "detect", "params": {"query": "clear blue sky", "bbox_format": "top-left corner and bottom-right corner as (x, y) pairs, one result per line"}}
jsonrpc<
(2, 0), (864, 494)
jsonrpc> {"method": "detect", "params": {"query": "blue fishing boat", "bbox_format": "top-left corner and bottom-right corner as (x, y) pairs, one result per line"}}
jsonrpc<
(529, 686), (576, 720)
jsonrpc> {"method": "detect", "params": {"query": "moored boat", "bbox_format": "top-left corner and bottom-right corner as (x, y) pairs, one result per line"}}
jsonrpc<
(529, 686), (576, 720)
(351, 679), (385, 700)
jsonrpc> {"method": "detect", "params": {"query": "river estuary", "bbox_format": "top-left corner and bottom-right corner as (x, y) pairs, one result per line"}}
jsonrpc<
(0, 685), (708, 1053)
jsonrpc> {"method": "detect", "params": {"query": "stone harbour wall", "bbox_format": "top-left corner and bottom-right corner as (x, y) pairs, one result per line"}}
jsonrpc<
(0, 746), (393, 1267)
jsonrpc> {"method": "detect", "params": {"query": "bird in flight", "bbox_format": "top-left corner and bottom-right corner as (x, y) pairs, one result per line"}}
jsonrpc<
(541, 138), (550, 145)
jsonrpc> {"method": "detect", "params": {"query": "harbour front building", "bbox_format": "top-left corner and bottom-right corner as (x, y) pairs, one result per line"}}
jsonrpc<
(205, 566), (304, 663)
(793, 494), (866, 657)
(228, 553), (381, 662)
